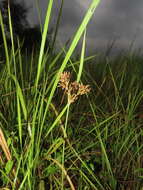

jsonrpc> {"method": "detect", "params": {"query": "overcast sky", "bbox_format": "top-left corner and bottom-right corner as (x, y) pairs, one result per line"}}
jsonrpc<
(24, 0), (143, 54)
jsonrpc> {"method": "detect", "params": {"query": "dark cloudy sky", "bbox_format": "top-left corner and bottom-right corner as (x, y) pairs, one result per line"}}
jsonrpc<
(24, 0), (143, 54)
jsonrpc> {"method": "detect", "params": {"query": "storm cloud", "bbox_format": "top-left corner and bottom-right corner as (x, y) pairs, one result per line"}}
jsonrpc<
(26, 0), (143, 54)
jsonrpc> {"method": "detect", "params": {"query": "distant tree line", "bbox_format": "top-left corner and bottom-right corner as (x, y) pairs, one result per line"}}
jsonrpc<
(0, 0), (51, 52)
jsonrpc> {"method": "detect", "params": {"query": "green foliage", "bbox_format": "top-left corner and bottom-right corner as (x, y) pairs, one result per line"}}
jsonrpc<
(1, 0), (143, 189)
(5, 160), (13, 175)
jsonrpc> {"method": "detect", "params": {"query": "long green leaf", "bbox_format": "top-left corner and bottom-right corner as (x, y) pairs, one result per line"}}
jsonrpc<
(77, 29), (86, 82)
(42, 0), (100, 127)
(35, 0), (54, 86)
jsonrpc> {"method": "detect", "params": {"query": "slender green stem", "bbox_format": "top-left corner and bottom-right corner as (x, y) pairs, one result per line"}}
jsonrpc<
(61, 103), (70, 190)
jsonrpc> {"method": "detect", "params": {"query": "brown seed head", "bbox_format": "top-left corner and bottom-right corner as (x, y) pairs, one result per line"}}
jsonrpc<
(58, 72), (71, 91)
(58, 72), (91, 104)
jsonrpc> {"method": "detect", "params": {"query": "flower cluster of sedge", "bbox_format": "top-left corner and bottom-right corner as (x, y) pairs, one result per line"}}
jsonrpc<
(58, 71), (91, 104)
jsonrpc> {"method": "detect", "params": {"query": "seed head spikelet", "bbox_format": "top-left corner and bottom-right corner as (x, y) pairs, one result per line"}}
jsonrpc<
(58, 71), (91, 104)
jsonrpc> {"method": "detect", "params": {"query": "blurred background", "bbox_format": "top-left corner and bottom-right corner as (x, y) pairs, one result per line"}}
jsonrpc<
(25, 0), (143, 55)
(1, 0), (143, 55)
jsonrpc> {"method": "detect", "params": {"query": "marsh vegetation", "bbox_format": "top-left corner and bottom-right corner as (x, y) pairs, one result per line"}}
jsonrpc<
(0, 0), (143, 189)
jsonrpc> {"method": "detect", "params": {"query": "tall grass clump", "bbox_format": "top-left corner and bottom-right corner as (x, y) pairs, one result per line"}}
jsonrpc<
(0, 0), (106, 189)
(1, 0), (143, 189)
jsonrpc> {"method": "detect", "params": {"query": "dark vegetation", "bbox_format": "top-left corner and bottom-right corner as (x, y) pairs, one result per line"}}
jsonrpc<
(0, 0), (50, 53)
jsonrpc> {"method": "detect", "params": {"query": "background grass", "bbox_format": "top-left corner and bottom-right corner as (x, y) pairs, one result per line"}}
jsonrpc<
(1, 0), (143, 189)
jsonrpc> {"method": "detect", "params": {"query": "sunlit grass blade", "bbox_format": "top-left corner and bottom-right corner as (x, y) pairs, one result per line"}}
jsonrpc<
(45, 104), (68, 138)
(50, 0), (65, 52)
(77, 29), (86, 82)
(10, 75), (27, 121)
(8, 3), (16, 76)
(35, 0), (54, 86)
(17, 96), (22, 146)
(0, 11), (10, 74)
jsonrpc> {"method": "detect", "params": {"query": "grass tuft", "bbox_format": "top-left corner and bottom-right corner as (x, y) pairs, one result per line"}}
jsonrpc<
(1, 0), (143, 189)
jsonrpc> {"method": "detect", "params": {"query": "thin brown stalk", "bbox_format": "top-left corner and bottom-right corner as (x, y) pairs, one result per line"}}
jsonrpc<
(0, 128), (11, 161)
